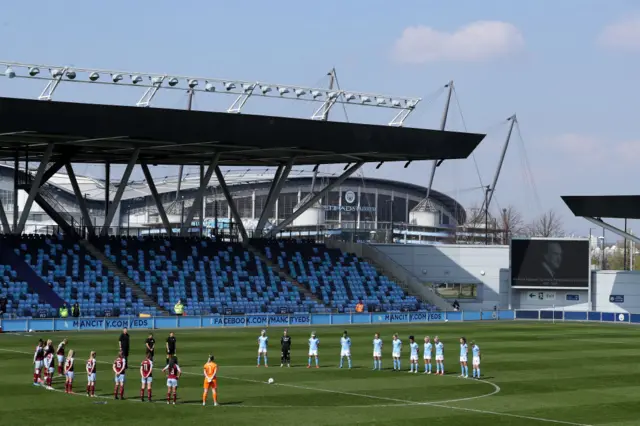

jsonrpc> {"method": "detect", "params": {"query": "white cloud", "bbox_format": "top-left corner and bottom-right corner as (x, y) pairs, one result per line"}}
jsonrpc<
(598, 16), (640, 51)
(392, 21), (524, 64)
(551, 133), (640, 163)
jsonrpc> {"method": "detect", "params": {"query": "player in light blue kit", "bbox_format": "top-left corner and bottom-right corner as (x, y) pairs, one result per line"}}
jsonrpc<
(408, 336), (419, 373)
(308, 332), (320, 368)
(471, 341), (481, 378)
(391, 334), (402, 371)
(459, 337), (468, 378)
(257, 330), (269, 367)
(339, 330), (352, 369)
(423, 336), (433, 374)
(372, 333), (383, 370)
(434, 336), (444, 375)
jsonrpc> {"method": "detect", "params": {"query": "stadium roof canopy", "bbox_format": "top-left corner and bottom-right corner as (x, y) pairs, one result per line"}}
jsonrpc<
(561, 195), (640, 244)
(0, 74), (486, 240)
(0, 97), (484, 166)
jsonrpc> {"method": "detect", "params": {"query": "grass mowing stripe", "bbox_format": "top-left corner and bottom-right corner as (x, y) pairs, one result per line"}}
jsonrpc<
(0, 347), (593, 425)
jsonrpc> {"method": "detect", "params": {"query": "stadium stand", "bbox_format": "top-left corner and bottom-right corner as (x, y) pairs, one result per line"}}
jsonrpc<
(252, 239), (428, 313)
(94, 236), (326, 315)
(0, 234), (157, 318)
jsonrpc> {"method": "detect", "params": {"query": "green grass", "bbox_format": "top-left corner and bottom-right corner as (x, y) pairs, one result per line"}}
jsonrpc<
(1, 321), (640, 425)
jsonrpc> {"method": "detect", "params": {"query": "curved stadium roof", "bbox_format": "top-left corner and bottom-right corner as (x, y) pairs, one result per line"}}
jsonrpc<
(0, 165), (466, 224)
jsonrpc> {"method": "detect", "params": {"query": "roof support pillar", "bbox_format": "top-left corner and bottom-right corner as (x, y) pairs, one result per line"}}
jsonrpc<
(13, 151), (19, 230)
(180, 152), (221, 236)
(140, 162), (172, 236)
(15, 142), (54, 234)
(583, 217), (640, 246)
(0, 197), (10, 234)
(65, 162), (95, 236)
(214, 166), (248, 242)
(101, 149), (140, 236)
(268, 161), (364, 237)
(255, 160), (294, 236)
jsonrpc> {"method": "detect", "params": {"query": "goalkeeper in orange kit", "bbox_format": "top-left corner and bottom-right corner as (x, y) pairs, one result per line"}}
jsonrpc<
(203, 354), (218, 406)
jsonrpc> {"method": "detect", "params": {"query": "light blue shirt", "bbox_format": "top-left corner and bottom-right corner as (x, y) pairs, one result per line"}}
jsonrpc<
(410, 342), (419, 357)
(309, 337), (320, 351)
(435, 342), (444, 356)
(340, 337), (351, 351)
(258, 336), (268, 350)
(424, 342), (433, 355)
(460, 343), (468, 357)
(392, 339), (402, 353)
(373, 338), (383, 352)
(472, 345), (480, 357)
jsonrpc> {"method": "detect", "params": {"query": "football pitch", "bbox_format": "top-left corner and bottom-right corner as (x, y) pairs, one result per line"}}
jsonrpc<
(1, 321), (639, 426)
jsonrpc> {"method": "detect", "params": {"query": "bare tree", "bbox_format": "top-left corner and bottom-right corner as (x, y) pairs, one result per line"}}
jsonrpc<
(499, 205), (525, 238)
(525, 209), (564, 238)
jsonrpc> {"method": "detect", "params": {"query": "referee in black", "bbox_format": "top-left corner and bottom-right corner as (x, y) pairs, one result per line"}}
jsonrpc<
(118, 327), (130, 369)
(166, 332), (177, 366)
(280, 329), (291, 367)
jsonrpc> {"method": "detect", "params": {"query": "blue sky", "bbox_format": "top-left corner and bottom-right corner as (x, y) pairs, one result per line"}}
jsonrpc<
(1, 0), (639, 237)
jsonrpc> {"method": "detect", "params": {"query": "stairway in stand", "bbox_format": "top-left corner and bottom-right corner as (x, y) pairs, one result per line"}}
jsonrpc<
(78, 239), (170, 316)
(246, 245), (328, 311)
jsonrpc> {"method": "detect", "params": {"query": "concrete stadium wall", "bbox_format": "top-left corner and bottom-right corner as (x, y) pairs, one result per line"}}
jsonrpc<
(372, 244), (640, 314)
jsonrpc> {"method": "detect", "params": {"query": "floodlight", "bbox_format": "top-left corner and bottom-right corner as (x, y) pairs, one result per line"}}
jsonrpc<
(89, 72), (100, 81)
(4, 67), (15, 79)
(151, 76), (163, 85)
(112, 73), (123, 83)
(406, 99), (417, 108)
(28, 67), (40, 77)
(168, 77), (179, 87)
(278, 87), (289, 95)
(260, 85), (271, 94)
(295, 89), (306, 97)
(224, 82), (236, 91)
(391, 99), (401, 107)
(131, 75), (143, 84)
(242, 83), (255, 93)
(375, 97), (386, 105)
(204, 82), (215, 92)
(327, 91), (338, 99)
(51, 68), (63, 78)
(187, 79), (198, 88)
(344, 93), (356, 101)
(65, 70), (76, 80)
(311, 90), (322, 99)
(360, 96), (371, 104)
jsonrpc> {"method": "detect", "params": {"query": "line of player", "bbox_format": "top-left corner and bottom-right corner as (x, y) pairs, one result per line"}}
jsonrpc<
(256, 329), (482, 378)
(30, 332), (220, 407)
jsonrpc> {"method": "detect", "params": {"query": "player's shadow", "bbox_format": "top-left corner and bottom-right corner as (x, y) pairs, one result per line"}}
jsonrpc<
(183, 400), (243, 405)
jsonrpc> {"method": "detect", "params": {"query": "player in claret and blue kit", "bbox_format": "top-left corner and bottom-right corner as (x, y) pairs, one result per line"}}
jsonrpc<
(471, 341), (481, 379)
(339, 331), (352, 369)
(113, 351), (127, 400)
(408, 336), (419, 373)
(372, 333), (383, 371)
(140, 353), (153, 402)
(459, 337), (469, 378)
(33, 339), (45, 386)
(64, 349), (75, 394)
(257, 330), (269, 367)
(86, 351), (97, 397)
(308, 332), (320, 368)
(423, 336), (433, 374)
(162, 357), (182, 405)
(391, 334), (402, 371)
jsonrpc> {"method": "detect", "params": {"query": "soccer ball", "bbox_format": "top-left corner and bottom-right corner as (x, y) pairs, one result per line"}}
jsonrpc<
(28, 329), (34, 332)
(267, 378), (274, 384)
(444, 319), (448, 323)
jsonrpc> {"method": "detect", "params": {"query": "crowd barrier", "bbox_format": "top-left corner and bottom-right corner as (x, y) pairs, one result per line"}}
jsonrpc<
(1, 310), (638, 333)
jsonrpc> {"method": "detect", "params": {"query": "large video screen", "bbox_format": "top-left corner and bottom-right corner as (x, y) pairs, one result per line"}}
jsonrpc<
(510, 239), (589, 288)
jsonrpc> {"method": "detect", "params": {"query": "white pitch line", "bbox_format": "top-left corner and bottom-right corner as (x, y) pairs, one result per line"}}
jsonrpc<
(0, 348), (591, 425)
